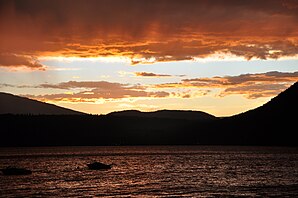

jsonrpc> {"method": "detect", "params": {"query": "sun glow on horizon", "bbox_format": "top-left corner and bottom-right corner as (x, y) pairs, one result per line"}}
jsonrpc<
(38, 52), (298, 66)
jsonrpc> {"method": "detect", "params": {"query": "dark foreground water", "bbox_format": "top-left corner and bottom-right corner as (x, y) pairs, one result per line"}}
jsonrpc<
(0, 146), (298, 197)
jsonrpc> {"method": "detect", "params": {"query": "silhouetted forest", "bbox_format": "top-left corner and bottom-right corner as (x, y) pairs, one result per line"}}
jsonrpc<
(0, 114), (208, 146)
(0, 82), (297, 147)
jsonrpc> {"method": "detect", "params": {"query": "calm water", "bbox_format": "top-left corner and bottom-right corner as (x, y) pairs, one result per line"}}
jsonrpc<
(0, 146), (298, 197)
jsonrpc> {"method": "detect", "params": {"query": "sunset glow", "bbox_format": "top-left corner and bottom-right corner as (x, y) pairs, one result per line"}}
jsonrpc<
(1, 0), (298, 116)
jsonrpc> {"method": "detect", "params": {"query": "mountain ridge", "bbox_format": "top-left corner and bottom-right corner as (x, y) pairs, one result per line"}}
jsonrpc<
(0, 92), (84, 115)
(207, 81), (298, 146)
(107, 109), (218, 121)
(0, 92), (218, 121)
(0, 81), (297, 146)
(233, 81), (298, 118)
(3, 81), (297, 118)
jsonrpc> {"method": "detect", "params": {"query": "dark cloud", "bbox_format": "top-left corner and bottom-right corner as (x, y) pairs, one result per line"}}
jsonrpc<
(0, 0), (297, 67)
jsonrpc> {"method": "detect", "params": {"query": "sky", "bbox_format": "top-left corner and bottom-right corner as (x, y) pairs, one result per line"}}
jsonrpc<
(0, 0), (298, 116)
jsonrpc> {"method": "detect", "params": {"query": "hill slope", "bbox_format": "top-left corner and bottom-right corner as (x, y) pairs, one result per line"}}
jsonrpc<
(108, 110), (218, 121)
(0, 92), (84, 115)
(0, 82), (297, 146)
(202, 81), (298, 146)
(236, 81), (298, 118)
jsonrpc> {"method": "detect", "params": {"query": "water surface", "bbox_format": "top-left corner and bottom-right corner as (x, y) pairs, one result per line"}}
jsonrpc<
(0, 146), (297, 197)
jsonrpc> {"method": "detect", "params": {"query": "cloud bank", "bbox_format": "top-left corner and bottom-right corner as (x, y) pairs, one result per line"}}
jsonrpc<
(156, 71), (298, 98)
(7, 71), (296, 102)
(0, 54), (45, 70)
(1, 0), (298, 69)
(24, 81), (170, 102)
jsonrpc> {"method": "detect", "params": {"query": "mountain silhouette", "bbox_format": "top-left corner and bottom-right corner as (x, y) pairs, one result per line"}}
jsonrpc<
(235, 81), (298, 118)
(0, 82), (297, 146)
(108, 110), (217, 121)
(203, 81), (298, 146)
(0, 92), (84, 115)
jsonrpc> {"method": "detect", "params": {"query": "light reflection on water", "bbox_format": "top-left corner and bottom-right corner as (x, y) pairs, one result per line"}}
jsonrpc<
(0, 146), (298, 197)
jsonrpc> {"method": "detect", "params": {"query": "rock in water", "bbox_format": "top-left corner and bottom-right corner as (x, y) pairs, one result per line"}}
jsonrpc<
(87, 162), (112, 170)
(0, 167), (32, 175)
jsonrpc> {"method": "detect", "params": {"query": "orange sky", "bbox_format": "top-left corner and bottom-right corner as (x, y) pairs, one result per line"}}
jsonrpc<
(1, 0), (298, 68)
(0, 0), (298, 116)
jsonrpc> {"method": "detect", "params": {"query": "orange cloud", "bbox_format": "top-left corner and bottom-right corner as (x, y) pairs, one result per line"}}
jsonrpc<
(39, 81), (131, 90)
(181, 71), (298, 85)
(6, 71), (298, 101)
(24, 81), (170, 101)
(219, 83), (289, 99)
(0, 53), (45, 70)
(134, 72), (185, 77)
(0, 0), (298, 68)
(135, 72), (172, 77)
(155, 71), (298, 98)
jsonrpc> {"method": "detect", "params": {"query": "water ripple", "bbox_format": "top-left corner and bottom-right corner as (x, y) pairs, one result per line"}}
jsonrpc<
(0, 146), (297, 197)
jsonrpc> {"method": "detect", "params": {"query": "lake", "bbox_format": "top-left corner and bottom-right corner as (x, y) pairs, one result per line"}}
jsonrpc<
(0, 146), (298, 197)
